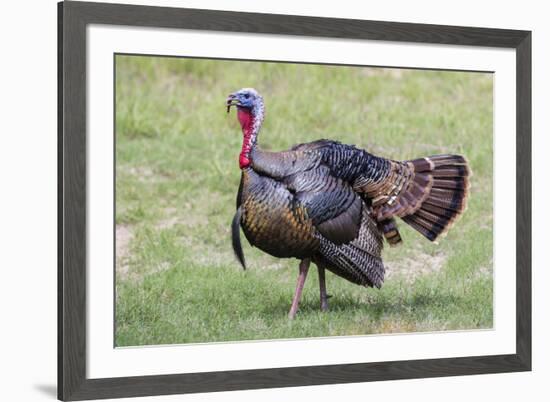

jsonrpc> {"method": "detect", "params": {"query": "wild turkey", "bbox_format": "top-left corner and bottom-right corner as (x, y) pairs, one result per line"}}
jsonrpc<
(227, 88), (470, 319)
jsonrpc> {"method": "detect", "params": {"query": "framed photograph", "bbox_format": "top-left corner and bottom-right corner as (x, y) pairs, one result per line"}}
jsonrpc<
(58, 1), (531, 400)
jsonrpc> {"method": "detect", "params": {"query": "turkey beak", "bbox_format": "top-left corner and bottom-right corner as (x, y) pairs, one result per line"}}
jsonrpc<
(226, 94), (240, 113)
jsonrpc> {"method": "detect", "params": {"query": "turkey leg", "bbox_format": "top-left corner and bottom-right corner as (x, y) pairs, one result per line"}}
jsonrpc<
(288, 259), (310, 319)
(317, 265), (329, 312)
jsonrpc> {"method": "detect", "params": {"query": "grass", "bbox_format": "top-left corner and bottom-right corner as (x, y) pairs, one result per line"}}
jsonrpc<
(115, 55), (493, 346)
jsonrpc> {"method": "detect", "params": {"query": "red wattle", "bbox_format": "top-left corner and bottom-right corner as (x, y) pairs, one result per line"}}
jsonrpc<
(237, 108), (253, 130)
(237, 108), (255, 169)
(239, 153), (251, 169)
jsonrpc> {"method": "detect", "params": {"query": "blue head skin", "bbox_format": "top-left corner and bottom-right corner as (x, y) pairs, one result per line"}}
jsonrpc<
(226, 88), (264, 117)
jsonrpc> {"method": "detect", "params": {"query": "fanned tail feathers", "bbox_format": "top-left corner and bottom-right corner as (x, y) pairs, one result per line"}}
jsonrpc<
(402, 155), (470, 241)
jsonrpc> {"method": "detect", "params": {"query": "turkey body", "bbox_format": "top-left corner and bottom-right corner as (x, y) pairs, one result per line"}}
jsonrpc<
(235, 139), (469, 288)
(238, 167), (320, 260)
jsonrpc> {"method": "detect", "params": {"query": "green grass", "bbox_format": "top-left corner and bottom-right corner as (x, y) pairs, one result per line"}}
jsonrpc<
(115, 55), (493, 346)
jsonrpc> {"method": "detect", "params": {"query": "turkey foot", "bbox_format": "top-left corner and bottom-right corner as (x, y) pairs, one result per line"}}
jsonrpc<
(318, 265), (329, 312)
(288, 259), (310, 319)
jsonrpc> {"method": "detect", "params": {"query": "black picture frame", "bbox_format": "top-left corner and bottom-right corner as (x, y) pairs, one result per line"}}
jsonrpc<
(58, 1), (532, 400)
